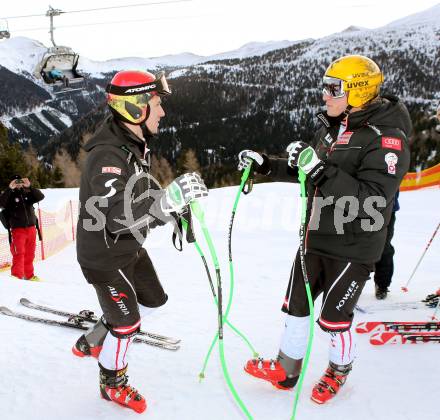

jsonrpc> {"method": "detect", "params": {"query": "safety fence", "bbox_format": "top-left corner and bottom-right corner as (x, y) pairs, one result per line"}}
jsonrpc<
(0, 200), (78, 271)
(400, 163), (440, 191)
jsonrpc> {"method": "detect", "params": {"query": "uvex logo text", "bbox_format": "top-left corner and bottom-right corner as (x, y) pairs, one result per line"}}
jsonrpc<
(346, 80), (369, 88)
(108, 286), (130, 315)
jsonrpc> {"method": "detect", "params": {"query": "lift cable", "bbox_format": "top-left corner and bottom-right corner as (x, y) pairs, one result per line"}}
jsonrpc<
(1, 0), (191, 20)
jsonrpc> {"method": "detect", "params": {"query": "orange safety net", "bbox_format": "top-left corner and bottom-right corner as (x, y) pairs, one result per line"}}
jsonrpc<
(400, 163), (440, 191)
(0, 200), (78, 271)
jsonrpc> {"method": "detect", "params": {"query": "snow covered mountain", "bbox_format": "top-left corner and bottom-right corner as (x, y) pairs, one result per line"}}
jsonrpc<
(0, 5), (439, 170)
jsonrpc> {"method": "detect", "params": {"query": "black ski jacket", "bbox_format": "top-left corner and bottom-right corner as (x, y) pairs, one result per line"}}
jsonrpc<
(0, 187), (44, 229)
(76, 117), (176, 271)
(266, 95), (411, 264)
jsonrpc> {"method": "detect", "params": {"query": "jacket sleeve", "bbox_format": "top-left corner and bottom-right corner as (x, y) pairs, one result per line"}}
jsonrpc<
(28, 188), (45, 204)
(312, 134), (410, 218)
(0, 189), (12, 208)
(85, 149), (169, 236)
(267, 157), (299, 183)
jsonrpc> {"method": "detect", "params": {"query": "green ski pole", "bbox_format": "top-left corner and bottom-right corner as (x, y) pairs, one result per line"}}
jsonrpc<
(190, 200), (253, 419)
(291, 169), (315, 420)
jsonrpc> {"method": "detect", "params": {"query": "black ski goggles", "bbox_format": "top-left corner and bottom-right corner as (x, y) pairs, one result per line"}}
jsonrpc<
(106, 72), (171, 97)
(322, 76), (346, 98)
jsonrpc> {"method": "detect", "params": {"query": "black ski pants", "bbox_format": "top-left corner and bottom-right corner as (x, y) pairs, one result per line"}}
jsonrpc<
(81, 248), (168, 338)
(282, 250), (374, 333)
(374, 212), (396, 290)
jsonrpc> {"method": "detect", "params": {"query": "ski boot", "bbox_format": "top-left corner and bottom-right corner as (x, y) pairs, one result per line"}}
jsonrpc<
(99, 364), (146, 414)
(72, 318), (108, 358)
(375, 284), (388, 300)
(422, 289), (440, 307)
(311, 361), (352, 404)
(244, 352), (302, 390)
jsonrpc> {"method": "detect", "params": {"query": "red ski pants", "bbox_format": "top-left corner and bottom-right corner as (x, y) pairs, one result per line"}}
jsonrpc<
(10, 226), (37, 279)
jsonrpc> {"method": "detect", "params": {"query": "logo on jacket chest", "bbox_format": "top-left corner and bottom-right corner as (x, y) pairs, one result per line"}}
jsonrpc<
(335, 131), (354, 145)
(385, 152), (398, 175)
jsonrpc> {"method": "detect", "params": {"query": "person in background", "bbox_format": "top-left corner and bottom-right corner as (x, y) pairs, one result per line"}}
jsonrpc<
(374, 191), (400, 299)
(0, 175), (44, 280)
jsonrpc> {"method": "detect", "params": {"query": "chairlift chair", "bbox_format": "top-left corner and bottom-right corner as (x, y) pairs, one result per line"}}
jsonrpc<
(35, 46), (85, 94)
(0, 19), (10, 39)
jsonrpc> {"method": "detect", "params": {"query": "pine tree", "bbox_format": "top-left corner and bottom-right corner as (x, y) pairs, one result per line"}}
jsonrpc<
(182, 149), (201, 173)
(0, 123), (31, 190)
(150, 154), (175, 186)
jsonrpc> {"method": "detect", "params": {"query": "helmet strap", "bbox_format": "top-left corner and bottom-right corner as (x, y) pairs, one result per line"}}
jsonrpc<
(342, 105), (352, 119)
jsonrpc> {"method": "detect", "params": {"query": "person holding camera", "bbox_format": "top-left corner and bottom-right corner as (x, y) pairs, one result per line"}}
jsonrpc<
(0, 175), (44, 280)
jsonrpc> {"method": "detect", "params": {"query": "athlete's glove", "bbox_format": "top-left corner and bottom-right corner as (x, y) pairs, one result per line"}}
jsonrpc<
(237, 149), (272, 175)
(161, 172), (208, 214)
(286, 142), (322, 175)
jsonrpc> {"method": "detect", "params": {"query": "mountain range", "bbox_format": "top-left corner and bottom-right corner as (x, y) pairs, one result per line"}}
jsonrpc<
(0, 4), (439, 186)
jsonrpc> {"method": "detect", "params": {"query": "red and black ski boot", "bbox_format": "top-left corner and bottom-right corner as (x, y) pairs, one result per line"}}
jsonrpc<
(311, 361), (352, 404)
(99, 364), (147, 414)
(72, 334), (102, 358)
(244, 354), (302, 390)
(245, 358), (286, 385)
(72, 318), (108, 358)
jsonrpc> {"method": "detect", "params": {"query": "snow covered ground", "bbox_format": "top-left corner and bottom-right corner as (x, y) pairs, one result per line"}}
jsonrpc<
(1, 183), (439, 420)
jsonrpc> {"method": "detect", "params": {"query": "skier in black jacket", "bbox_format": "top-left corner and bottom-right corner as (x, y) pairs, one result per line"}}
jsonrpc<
(73, 70), (208, 414)
(0, 175), (44, 280)
(238, 55), (411, 404)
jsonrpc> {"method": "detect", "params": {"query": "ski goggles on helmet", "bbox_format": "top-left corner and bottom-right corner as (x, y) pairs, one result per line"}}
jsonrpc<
(106, 72), (171, 98)
(322, 76), (346, 98)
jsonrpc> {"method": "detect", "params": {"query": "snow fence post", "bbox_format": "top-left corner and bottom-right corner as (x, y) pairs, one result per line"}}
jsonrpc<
(69, 200), (75, 241)
(37, 205), (45, 261)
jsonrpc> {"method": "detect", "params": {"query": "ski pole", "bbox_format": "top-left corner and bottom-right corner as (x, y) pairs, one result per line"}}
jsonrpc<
(180, 218), (257, 379)
(199, 164), (258, 378)
(190, 200), (253, 420)
(401, 222), (440, 292)
(291, 169), (315, 420)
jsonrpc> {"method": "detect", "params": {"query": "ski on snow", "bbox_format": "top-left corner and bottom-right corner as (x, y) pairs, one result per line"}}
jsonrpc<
(356, 321), (440, 334)
(355, 301), (429, 314)
(0, 306), (180, 351)
(19, 297), (180, 345)
(356, 293), (440, 314)
(369, 330), (440, 345)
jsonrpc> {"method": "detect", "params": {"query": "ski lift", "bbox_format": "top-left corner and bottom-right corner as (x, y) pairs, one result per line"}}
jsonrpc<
(34, 6), (84, 94)
(0, 19), (10, 39)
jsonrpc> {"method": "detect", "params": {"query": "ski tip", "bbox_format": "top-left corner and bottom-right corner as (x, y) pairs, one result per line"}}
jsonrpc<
(0, 306), (14, 315)
(401, 287), (409, 292)
(355, 323), (367, 334)
(19, 298), (30, 304)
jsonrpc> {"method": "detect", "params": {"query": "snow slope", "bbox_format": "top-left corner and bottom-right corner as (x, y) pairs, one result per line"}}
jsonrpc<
(0, 183), (439, 420)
